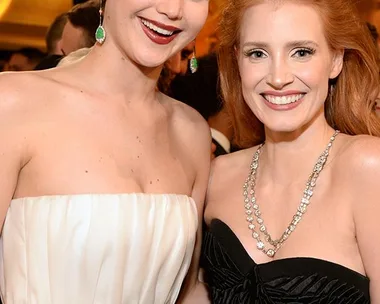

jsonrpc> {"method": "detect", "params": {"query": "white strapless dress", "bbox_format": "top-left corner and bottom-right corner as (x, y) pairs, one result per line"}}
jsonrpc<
(0, 193), (198, 304)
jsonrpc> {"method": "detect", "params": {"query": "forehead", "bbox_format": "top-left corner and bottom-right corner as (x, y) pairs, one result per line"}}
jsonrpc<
(240, 2), (325, 43)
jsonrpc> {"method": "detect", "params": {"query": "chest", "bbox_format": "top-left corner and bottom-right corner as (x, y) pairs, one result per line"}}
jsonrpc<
(18, 103), (196, 196)
(205, 168), (357, 266)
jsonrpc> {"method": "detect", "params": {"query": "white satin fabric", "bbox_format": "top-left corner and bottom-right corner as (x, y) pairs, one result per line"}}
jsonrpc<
(0, 193), (198, 304)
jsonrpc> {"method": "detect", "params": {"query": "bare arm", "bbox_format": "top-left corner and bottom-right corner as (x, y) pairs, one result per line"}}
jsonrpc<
(176, 117), (211, 304)
(351, 137), (380, 302)
(0, 74), (30, 231)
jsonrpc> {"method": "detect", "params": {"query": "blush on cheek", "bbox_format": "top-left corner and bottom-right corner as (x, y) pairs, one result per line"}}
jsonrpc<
(296, 67), (321, 82)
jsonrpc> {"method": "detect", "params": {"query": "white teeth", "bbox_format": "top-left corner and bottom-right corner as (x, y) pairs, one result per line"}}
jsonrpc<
(141, 19), (174, 36)
(264, 94), (304, 105)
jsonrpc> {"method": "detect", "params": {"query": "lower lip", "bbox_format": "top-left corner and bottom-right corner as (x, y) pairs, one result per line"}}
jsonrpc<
(376, 106), (380, 111)
(263, 95), (305, 111)
(139, 18), (178, 45)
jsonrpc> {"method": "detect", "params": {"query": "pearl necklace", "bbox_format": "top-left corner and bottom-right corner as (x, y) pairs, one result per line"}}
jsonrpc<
(243, 130), (340, 258)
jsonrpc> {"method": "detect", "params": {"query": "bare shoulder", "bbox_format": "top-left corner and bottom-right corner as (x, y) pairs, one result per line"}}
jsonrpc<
(0, 70), (67, 143)
(163, 94), (209, 130)
(0, 72), (34, 99)
(161, 93), (211, 147)
(0, 72), (50, 172)
(0, 69), (76, 117)
(336, 136), (380, 294)
(0, 71), (56, 107)
(334, 134), (380, 196)
(336, 134), (380, 175)
(0, 72), (39, 118)
(207, 147), (257, 199)
(211, 147), (257, 180)
(159, 96), (212, 212)
(0, 69), (52, 87)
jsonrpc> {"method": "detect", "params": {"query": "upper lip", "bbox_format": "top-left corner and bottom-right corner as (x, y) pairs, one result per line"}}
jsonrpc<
(262, 90), (305, 96)
(139, 17), (181, 32)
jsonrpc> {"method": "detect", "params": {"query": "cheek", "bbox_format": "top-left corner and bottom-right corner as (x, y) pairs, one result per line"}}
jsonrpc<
(299, 70), (330, 104)
(238, 60), (265, 91)
(295, 61), (331, 90)
(185, 4), (209, 34)
(239, 70), (262, 111)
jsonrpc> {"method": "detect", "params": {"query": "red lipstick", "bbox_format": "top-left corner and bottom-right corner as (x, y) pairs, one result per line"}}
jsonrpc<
(139, 17), (181, 45)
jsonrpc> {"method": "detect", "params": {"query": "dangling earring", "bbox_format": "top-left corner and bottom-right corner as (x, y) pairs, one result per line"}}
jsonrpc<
(95, 0), (106, 44)
(189, 45), (198, 74)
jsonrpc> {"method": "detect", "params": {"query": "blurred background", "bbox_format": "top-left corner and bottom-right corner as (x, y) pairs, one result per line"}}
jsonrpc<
(0, 0), (226, 70)
(0, 0), (379, 71)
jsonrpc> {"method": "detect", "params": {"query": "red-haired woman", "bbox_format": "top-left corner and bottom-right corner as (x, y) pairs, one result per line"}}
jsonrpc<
(201, 0), (380, 302)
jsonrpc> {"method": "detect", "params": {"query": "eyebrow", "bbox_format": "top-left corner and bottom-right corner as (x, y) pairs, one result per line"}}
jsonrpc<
(242, 40), (319, 49)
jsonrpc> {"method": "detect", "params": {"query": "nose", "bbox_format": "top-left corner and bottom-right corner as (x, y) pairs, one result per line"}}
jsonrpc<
(156, 0), (184, 20)
(266, 56), (294, 89)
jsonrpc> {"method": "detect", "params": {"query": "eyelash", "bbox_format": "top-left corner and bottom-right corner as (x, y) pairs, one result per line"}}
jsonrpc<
(243, 49), (266, 58)
(292, 47), (316, 57)
(243, 47), (316, 59)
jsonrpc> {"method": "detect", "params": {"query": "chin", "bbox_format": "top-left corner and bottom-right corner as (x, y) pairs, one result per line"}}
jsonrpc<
(264, 121), (305, 134)
(137, 60), (164, 68)
(267, 128), (300, 134)
(133, 53), (168, 68)
(136, 43), (183, 68)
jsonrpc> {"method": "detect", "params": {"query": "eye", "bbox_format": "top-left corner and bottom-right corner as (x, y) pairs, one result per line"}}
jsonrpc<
(292, 48), (315, 58)
(243, 49), (267, 60)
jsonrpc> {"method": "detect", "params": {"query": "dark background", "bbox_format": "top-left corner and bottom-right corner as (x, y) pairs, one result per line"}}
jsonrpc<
(0, 1), (89, 62)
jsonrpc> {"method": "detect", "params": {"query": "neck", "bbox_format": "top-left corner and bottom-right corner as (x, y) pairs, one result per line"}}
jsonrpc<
(258, 117), (336, 186)
(72, 43), (162, 104)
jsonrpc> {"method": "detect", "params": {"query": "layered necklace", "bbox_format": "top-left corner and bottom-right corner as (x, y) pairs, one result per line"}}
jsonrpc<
(243, 130), (340, 258)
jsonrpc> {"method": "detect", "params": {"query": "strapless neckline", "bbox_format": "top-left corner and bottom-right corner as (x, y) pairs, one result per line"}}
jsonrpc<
(2, 193), (198, 303)
(11, 192), (194, 202)
(201, 218), (370, 303)
(209, 218), (367, 278)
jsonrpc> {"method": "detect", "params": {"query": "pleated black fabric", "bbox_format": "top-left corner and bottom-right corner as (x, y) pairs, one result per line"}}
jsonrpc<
(201, 219), (370, 303)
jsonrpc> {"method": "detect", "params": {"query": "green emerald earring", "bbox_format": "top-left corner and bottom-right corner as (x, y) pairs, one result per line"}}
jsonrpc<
(95, 0), (106, 44)
(189, 46), (198, 74)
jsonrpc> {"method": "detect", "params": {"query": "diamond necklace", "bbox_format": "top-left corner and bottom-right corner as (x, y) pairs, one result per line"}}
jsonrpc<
(243, 130), (340, 258)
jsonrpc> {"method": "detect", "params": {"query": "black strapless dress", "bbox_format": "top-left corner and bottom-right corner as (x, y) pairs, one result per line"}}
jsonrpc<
(201, 219), (370, 303)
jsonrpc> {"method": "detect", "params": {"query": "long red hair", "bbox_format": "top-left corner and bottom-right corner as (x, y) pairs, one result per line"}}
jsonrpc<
(218, 0), (380, 148)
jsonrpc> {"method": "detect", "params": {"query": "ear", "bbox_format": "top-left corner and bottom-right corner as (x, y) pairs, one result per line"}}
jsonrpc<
(329, 49), (344, 79)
